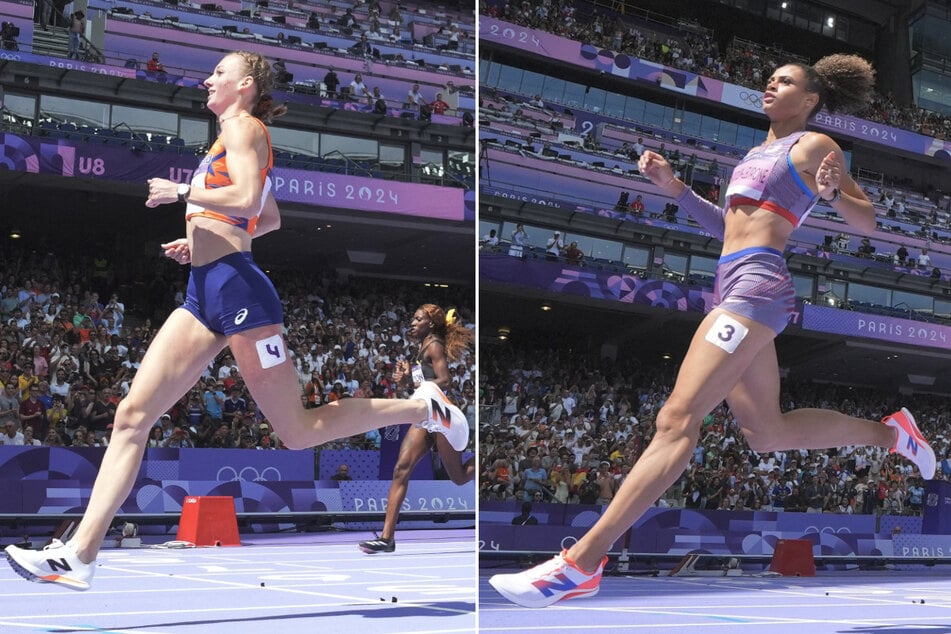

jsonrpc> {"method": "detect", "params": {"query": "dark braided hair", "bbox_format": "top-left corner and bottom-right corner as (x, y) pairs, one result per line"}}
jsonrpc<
(791, 54), (875, 118)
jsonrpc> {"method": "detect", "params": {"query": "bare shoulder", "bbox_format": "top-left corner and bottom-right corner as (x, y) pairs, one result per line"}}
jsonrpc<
(798, 131), (840, 157)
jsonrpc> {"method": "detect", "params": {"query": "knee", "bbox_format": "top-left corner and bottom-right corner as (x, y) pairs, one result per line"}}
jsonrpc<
(654, 401), (700, 444)
(112, 401), (155, 441)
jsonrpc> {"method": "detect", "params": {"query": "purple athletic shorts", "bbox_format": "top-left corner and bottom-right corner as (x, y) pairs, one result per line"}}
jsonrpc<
(182, 251), (283, 336)
(712, 246), (795, 334)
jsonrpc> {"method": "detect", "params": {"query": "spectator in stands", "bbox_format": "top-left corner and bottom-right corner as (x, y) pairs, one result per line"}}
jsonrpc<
(630, 194), (645, 216)
(896, 245), (909, 265)
(358, 304), (474, 554)
(482, 229), (500, 249)
(371, 86), (386, 112)
(564, 241), (584, 266)
(1, 419), (24, 445)
(615, 191), (630, 211)
(511, 500), (539, 525)
(430, 92), (450, 116)
(407, 83), (425, 108)
(146, 52), (164, 73)
(271, 60), (292, 87)
(36, 0), (54, 31)
(323, 67), (340, 99)
(5, 50), (468, 592)
(490, 54), (936, 609)
(349, 73), (371, 103)
(67, 11), (84, 60)
(857, 238), (875, 258)
(511, 224), (528, 248)
(545, 231), (564, 261)
(331, 463), (352, 480)
(918, 249), (931, 269)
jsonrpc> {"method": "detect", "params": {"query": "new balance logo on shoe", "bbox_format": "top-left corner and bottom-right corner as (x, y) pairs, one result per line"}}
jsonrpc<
(46, 558), (73, 573)
(533, 573), (575, 597)
(907, 437), (919, 456)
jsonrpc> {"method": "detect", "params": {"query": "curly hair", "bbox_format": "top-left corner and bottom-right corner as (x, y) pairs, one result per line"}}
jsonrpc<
(791, 54), (875, 118)
(419, 304), (473, 362)
(230, 50), (288, 123)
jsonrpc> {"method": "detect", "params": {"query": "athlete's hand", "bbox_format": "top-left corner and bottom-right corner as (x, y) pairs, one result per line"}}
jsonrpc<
(637, 150), (676, 190)
(816, 151), (841, 200)
(161, 238), (191, 265)
(146, 178), (179, 208)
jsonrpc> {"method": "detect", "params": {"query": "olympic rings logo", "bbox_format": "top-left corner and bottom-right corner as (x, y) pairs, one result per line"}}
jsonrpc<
(216, 466), (282, 482)
(739, 91), (763, 108)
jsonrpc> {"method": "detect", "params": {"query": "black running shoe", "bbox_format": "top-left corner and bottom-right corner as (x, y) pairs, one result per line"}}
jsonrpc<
(358, 537), (395, 554)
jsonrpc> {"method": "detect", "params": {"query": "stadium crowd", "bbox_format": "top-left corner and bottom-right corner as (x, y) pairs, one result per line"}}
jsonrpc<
(482, 0), (951, 140)
(0, 243), (475, 453)
(479, 338), (948, 516)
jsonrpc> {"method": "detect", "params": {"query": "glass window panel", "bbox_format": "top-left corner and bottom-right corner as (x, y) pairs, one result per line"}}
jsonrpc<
(571, 235), (621, 261)
(542, 75), (567, 104)
(718, 120), (738, 147)
(935, 299), (951, 320)
(520, 70), (545, 97)
(270, 126), (319, 155)
(700, 115), (721, 141)
(420, 147), (444, 170)
(893, 290), (933, 315)
(682, 111), (702, 136)
(482, 59), (500, 87)
(791, 273), (814, 300)
(562, 81), (586, 108)
(689, 255), (718, 277)
(496, 65), (523, 92)
(735, 125), (756, 150)
(643, 101), (665, 126)
(321, 134), (378, 160)
(1, 93), (36, 121)
(622, 244), (650, 269)
(603, 92), (627, 118)
(584, 86), (607, 112)
(663, 252), (688, 278)
(111, 105), (177, 136)
(40, 95), (108, 127)
(624, 96), (646, 122)
(380, 143), (405, 168)
(845, 282), (889, 306)
(179, 117), (209, 148)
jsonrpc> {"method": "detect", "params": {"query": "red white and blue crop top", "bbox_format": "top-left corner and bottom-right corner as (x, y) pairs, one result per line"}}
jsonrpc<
(726, 130), (819, 227)
(185, 116), (274, 235)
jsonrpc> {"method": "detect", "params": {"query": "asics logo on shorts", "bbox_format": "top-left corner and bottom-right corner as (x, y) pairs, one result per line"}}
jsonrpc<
(234, 308), (249, 325)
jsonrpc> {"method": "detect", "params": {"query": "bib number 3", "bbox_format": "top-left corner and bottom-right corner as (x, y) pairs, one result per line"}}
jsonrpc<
(704, 313), (749, 354)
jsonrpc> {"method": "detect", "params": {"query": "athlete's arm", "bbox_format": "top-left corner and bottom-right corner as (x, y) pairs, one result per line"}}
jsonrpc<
(146, 117), (266, 217)
(797, 133), (875, 234)
(427, 341), (452, 391)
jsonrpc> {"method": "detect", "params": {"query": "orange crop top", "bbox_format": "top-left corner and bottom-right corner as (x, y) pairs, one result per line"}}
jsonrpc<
(184, 116), (274, 234)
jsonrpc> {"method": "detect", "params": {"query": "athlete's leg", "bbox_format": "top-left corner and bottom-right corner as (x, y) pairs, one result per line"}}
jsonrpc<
(727, 342), (894, 452)
(70, 310), (226, 563)
(377, 427), (433, 541)
(433, 433), (476, 485)
(565, 309), (776, 572)
(226, 325), (428, 449)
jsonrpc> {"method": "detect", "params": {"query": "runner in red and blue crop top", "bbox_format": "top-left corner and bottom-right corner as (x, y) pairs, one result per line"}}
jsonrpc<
(490, 55), (936, 609)
(6, 51), (470, 591)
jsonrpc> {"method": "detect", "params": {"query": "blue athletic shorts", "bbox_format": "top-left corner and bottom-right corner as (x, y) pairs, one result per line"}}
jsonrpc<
(182, 252), (283, 336)
(713, 246), (795, 334)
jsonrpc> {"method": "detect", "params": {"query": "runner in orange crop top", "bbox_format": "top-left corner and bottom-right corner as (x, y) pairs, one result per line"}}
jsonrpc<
(5, 50), (469, 592)
(184, 119), (275, 235)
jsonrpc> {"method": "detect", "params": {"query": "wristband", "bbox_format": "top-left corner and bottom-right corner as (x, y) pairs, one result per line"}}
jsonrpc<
(824, 188), (841, 204)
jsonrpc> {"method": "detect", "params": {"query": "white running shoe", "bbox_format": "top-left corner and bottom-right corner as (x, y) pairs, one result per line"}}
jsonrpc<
(884, 407), (936, 480)
(489, 549), (607, 608)
(411, 381), (469, 451)
(5, 539), (95, 590)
